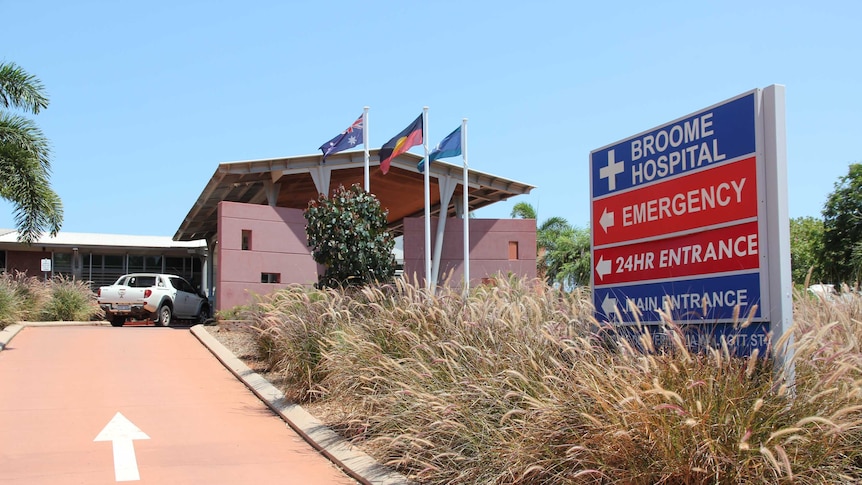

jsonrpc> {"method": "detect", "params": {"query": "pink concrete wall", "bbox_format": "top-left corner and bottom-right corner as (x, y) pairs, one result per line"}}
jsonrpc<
(216, 202), (317, 311)
(402, 217), (537, 286)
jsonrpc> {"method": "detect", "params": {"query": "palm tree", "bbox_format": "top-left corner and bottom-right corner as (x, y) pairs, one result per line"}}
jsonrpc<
(0, 62), (63, 243)
(545, 225), (591, 289)
(510, 201), (537, 220)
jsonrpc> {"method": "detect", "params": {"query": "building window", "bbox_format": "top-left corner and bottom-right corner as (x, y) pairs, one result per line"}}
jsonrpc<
(242, 230), (252, 251)
(0, 250), (5, 272)
(166, 256), (183, 274)
(128, 255), (144, 273)
(165, 256), (202, 288)
(261, 272), (280, 284)
(104, 253), (125, 272)
(508, 241), (519, 261)
(145, 255), (163, 272)
(53, 252), (73, 276)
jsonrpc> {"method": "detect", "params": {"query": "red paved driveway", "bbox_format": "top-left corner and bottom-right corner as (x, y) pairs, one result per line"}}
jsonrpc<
(0, 326), (356, 484)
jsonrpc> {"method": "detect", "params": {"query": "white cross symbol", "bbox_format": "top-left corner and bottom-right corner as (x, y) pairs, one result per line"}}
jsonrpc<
(599, 149), (624, 191)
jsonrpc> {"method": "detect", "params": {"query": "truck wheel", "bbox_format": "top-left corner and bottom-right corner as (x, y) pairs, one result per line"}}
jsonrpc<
(156, 304), (172, 327)
(110, 315), (126, 327)
(196, 303), (211, 325)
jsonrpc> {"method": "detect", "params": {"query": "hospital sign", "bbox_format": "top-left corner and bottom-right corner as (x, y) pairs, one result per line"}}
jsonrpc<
(589, 88), (791, 355)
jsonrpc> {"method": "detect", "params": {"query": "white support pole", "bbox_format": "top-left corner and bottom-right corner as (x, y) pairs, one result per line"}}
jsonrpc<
(363, 106), (370, 192)
(431, 176), (458, 286)
(262, 180), (281, 206)
(206, 236), (217, 307)
(763, 84), (794, 388)
(309, 165), (332, 196)
(423, 107), (432, 291)
(205, 236), (215, 298)
(462, 118), (469, 293)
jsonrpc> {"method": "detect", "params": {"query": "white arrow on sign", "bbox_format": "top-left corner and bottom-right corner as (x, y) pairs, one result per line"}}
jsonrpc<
(601, 294), (618, 319)
(94, 412), (150, 482)
(599, 208), (615, 233)
(595, 256), (612, 281)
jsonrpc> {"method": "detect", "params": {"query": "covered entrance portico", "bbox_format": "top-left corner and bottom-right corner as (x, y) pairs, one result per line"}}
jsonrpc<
(173, 149), (536, 311)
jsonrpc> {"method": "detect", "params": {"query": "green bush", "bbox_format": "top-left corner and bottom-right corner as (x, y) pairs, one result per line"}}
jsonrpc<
(304, 184), (396, 288)
(215, 305), (249, 321)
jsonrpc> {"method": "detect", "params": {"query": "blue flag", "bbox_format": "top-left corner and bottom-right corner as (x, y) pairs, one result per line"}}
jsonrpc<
(319, 114), (364, 159)
(419, 125), (462, 172)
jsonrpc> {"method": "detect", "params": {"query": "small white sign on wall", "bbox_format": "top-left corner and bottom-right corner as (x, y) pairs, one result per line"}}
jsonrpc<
(40, 258), (52, 272)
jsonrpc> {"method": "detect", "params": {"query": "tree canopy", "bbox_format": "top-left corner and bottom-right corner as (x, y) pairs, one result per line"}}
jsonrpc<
(0, 62), (63, 243)
(822, 163), (862, 283)
(789, 216), (824, 285)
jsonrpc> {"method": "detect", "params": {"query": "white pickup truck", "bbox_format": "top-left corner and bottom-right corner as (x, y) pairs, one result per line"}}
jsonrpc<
(97, 273), (210, 327)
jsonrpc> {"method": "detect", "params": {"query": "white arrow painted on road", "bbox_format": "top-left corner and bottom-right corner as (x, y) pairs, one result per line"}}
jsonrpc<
(601, 294), (618, 319)
(599, 208), (615, 233)
(595, 256), (612, 281)
(94, 412), (150, 482)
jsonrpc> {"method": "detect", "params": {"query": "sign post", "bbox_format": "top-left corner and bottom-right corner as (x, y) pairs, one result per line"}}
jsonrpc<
(40, 258), (52, 281)
(590, 86), (790, 364)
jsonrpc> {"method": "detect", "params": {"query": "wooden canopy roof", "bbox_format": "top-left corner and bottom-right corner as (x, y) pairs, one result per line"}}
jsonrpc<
(174, 149), (534, 242)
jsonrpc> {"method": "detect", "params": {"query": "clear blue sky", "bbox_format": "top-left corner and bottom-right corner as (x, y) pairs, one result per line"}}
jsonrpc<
(2, 0), (859, 237)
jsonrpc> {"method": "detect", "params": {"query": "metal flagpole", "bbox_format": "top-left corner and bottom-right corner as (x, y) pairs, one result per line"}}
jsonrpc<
(363, 106), (370, 191)
(423, 107), (432, 291)
(462, 118), (469, 294)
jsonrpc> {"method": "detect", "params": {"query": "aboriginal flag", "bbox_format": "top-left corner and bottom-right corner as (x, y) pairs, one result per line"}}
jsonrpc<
(378, 114), (423, 174)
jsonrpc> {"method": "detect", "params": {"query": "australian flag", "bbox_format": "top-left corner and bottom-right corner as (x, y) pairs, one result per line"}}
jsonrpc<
(319, 114), (364, 160)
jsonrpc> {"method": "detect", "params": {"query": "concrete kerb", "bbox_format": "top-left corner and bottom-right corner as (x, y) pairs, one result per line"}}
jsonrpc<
(0, 324), (24, 351)
(190, 324), (412, 485)
(16, 321), (111, 327)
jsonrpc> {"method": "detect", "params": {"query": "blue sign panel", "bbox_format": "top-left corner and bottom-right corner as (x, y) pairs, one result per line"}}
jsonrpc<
(588, 87), (786, 358)
(591, 92), (756, 198)
(593, 272), (762, 325)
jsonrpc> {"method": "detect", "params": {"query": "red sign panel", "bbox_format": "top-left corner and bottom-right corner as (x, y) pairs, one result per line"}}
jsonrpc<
(593, 220), (760, 285)
(592, 156), (757, 246)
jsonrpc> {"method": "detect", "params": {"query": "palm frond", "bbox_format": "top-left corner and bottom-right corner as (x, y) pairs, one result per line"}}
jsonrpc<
(0, 140), (61, 243)
(538, 216), (571, 233)
(0, 113), (51, 172)
(0, 62), (49, 114)
(510, 201), (537, 220)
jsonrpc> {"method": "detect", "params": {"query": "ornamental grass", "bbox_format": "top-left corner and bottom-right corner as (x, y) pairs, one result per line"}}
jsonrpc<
(0, 272), (101, 328)
(0, 271), (50, 327)
(249, 277), (862, 484)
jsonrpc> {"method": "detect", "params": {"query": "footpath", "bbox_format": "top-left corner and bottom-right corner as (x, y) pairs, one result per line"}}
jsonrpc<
(0, 322), (410, 485)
